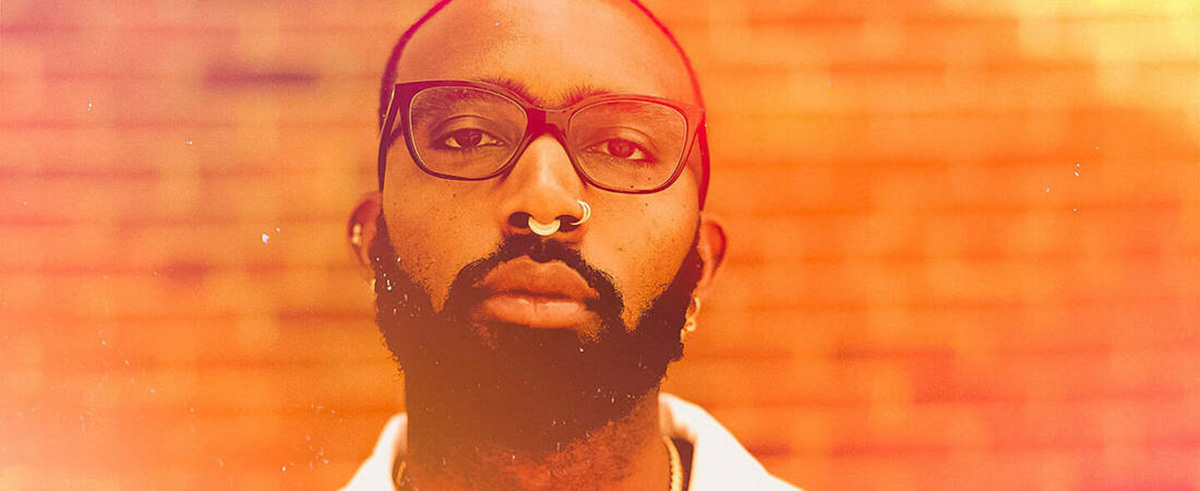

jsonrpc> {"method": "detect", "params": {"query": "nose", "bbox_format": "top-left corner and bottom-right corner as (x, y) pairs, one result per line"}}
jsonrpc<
(496, 134), (589, 242)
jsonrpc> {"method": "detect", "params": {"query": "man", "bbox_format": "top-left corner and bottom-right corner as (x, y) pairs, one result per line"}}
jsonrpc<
(342, 0), (800, 489)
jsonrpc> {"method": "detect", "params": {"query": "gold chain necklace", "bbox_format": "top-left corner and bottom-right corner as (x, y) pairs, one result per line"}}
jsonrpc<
(664, 436), (683, 491)
(395, 438), (683, 491)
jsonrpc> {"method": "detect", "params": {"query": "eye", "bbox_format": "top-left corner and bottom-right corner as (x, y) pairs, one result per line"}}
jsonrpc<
(586, 138), (652, 162)
(441, 128), (504, 149)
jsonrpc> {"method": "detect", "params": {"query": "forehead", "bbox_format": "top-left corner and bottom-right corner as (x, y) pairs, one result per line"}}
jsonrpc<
(395, 0), (695, 107)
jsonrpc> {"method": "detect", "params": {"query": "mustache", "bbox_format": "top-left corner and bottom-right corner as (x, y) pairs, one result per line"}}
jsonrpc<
(441, 234), (625, 321)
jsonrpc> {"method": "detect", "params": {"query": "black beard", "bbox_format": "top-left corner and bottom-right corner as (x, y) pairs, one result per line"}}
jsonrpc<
(370, 215), (703, 458)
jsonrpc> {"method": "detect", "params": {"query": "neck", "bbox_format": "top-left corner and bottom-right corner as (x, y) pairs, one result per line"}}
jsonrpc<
(402, 380), (671, 491)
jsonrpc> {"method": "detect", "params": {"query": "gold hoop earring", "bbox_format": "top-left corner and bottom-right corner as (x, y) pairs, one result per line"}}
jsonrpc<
(682, 297), (702, 337)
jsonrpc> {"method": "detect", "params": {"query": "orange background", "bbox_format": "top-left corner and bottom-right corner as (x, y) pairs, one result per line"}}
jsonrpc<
(2, 0), (1198, 489)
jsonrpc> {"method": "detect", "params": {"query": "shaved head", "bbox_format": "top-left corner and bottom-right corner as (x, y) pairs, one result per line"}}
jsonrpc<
(379, 0), (704, 122)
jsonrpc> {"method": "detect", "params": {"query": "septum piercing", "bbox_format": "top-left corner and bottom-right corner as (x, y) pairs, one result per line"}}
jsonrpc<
(528, 200), (590, 236)
(528, 217), (561, 236)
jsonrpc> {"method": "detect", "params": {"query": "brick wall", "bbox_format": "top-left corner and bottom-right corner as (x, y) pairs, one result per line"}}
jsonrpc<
(2, 0), (1197, 489)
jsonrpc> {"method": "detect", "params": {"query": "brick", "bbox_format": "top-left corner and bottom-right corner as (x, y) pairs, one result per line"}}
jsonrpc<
(2, 0), (1198, 488)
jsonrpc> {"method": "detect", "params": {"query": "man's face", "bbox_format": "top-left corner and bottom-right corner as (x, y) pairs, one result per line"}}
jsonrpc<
(382, 0), (702, 332)
(365, 0), (711, 453)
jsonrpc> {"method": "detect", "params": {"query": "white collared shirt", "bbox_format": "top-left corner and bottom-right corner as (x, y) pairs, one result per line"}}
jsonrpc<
(341, 393), (801, 491)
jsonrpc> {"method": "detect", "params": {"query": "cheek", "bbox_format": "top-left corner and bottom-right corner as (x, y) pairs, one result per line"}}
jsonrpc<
(382, 174), (498, 310)
(585, 192), (698, 329)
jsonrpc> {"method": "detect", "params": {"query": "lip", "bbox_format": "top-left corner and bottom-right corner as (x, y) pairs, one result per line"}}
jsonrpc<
(473, 256), (599, 329)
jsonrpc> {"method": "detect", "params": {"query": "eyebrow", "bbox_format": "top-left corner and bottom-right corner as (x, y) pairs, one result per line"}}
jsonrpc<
(477, 76), (613, 108)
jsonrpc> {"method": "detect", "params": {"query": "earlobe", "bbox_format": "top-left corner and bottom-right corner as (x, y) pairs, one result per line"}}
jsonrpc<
(693, 212), (728, 298)
(347, 192), (383, 277)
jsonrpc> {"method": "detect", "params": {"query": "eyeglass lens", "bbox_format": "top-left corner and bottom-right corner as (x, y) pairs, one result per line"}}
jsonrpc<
(405, 86), (688, 192)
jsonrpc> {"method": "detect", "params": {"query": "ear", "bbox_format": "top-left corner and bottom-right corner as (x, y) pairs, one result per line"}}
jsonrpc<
(347, 191), (383, 279)
(692, 212), (728, 300)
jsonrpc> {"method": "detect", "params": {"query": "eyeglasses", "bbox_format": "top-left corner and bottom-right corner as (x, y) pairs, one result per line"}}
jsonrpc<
(377, 80), (706, 194)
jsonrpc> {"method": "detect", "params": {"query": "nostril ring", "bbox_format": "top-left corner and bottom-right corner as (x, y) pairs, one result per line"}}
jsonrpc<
(569, 200), (590, 226)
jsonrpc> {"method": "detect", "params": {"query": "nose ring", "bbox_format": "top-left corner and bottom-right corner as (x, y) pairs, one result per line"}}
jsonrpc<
(569, 200), (591, 226)
(528, 200), (590, 236)
(528, 217), (561, 236)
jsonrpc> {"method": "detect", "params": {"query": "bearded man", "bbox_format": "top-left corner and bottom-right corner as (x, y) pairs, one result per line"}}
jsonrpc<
(341, 1), (800, 489)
